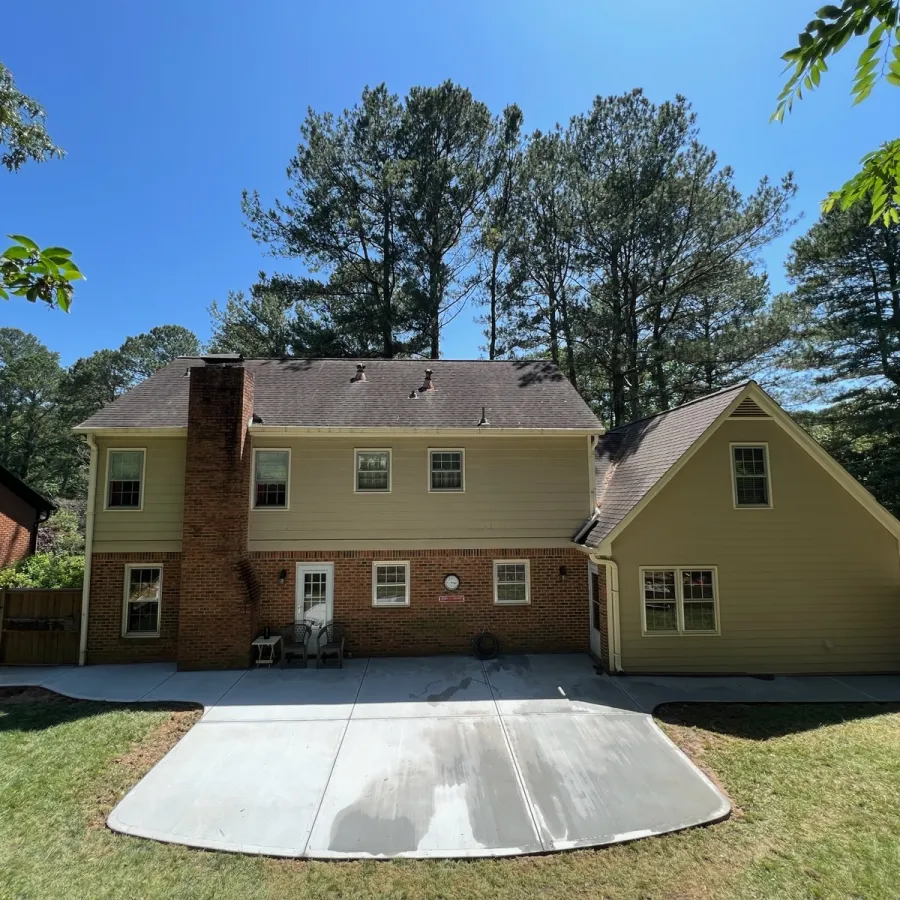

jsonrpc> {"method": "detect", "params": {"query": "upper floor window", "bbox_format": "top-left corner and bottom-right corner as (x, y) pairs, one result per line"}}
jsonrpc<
(429, 449), (464, 492)
(731, 444), (771, 508)
(254, 449), (290, 508)
(106, 449), (144, 510)
(356, 449), (391, 492)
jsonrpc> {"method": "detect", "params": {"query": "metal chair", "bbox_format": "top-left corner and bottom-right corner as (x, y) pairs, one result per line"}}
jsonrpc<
(316, 623), (345, 669)
(281, 622), (312, 667)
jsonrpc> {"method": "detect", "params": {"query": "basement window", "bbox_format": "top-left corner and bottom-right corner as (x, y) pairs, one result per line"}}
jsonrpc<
(429, 449), (465, 492)
(494, 560), (530, 605)
(372, 561), (410, 606)
(254, 449), (290, 508)
(355, 449), (391, 492)
(731, 444), (771, 508)
(641, 567), (719, 635)
(106, 449), (145, 510)
(122, 565), (162, 637)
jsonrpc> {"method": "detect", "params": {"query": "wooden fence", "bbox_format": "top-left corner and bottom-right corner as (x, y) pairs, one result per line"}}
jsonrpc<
(0, 588), (82, 665)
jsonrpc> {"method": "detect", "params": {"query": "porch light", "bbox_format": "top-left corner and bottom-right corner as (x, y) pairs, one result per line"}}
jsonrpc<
(278, 569), (287, 584)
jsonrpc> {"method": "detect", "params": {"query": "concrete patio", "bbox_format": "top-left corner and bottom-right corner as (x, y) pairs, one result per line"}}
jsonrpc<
(3, 656), (898, 859)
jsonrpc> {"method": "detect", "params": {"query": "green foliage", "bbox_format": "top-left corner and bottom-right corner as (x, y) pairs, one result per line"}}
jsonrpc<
(0, 324), (201, 500)
(0, 61), (63, 171)
(774, 1), (900, 223)
(36, 505), (84, 555)
(0, 552), (84, 589)
(0, 62), (85, 309)
(243, 81), (510, 359)
(0, 234), (84, 312)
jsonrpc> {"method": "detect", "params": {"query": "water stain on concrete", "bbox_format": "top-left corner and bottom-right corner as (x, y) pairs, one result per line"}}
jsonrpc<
(423, 676), (472, 702)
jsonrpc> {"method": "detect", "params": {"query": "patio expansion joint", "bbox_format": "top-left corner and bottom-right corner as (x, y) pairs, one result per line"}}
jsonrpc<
(830, 675), (880, 702)
(481, 658), (547, 853)
(299, 656), (371, 858)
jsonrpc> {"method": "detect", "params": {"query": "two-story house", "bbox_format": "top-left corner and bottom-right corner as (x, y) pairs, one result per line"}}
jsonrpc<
(74, 355), (900, 674)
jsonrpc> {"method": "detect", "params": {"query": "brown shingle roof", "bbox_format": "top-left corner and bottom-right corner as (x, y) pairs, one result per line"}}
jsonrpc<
(576, 382), (749, 549)
(76, 358), (603, 431)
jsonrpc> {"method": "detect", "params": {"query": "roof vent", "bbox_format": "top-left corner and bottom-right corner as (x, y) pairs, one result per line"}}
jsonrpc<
(478, 406), (490, 427)
(408, 390), (417, 399)
(251, 413), (264, 424)
(730, 397), (767, 418)
(419, 368), (435, 392)
(352, 364), (367, 383)
(201, 352), (243, 366)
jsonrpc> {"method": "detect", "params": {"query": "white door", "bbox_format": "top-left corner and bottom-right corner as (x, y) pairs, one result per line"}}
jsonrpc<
(296, 563), (334, 643)
(588, 563), (605, 663)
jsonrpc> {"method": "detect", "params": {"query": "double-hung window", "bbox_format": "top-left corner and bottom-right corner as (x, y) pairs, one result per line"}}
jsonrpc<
(429, 449), (464, 492)
(254, 449), (290, 508)
(356, 449), (391, 492)
(123, 565), (162, 637)
(641, 567), (718, 635)
(372, 561), (410, 606)
(731, 444), (771, 508)
(493, 560), (530, 605)
(106, 449), (144, 509)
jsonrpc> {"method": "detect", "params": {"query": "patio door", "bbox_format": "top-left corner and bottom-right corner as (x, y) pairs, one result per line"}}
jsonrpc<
(296, 563), (334, 643)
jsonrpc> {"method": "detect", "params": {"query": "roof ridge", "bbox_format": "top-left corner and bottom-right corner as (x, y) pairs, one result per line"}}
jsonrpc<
(173, 356), (559, 364)
(604, 381), (752, 435)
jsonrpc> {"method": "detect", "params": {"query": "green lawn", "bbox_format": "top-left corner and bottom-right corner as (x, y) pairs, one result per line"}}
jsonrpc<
(2, 689), (900, 900)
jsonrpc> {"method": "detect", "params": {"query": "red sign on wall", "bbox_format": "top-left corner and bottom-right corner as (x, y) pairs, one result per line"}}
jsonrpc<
(438, 594), (465, 603)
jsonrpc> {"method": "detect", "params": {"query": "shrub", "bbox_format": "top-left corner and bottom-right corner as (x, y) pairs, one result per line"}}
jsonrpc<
(0, 553), (84, 589)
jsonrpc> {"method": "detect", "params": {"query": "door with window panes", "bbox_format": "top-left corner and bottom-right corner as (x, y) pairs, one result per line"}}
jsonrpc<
(295, 563), (334, 642)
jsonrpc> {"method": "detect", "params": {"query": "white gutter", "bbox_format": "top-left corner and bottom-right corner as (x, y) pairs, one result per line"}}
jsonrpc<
(78, 434), (98, 666)
(588, 552), (622, 673)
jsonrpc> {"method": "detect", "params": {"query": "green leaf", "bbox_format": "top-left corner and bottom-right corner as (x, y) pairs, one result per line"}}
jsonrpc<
(2, 246), (30, 260)
(55, 287), (70, 313)
(812, 65), (822, 86)
(39, 246), (72, 259)
(8, 234), (38, 252)
(816, 5), (843, 18)
(0, 287), (8, 300)
(887, 71), (900, 85)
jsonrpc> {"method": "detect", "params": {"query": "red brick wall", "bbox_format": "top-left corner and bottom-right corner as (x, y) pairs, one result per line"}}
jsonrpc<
(86, 552), (181, 663)
(177, 364), (258, 669)
(252, 548), (590, 657)
(0, 483), (37, 567)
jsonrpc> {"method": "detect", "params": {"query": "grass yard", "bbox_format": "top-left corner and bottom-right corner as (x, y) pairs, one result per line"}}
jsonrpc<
(2, 690), (900, 900)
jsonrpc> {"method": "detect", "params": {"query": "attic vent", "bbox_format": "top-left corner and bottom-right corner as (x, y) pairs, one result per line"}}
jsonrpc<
(730, 397), (767, 418)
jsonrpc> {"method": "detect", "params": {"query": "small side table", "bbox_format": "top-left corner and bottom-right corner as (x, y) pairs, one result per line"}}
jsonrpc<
(252, 635), (282, 667)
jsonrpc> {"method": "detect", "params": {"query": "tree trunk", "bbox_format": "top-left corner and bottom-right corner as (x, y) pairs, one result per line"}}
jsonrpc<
(558, 285), (578, 388)
(381, 200), (394, 358)
(489, 248), (500, 359)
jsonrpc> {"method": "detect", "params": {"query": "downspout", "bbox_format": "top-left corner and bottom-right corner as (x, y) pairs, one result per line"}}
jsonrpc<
(78, 434), (98, 666)
(589, 553), (622, 673)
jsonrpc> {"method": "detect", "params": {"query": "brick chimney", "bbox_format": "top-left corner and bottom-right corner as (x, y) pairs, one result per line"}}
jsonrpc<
(177, 362), (257, 669)
(420, 368), (435, 392)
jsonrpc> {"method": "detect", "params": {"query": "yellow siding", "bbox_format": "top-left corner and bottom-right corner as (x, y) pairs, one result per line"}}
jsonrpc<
(93, 438), (186, 552)
(613, 419), (900, 673)
(249, 436), (589, 549)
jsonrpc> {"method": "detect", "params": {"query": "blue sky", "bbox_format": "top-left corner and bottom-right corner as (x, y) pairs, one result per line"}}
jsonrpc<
(2, 0), (895, 365)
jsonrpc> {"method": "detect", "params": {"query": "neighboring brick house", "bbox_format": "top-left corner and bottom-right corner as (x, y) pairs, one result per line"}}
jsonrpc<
(0, 465), (55, 568)
(74, 357), (900, 674)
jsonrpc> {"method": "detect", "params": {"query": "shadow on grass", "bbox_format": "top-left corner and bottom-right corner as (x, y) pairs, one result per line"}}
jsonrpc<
(656, 701), (900, 740)
(0, 687), (200, 733)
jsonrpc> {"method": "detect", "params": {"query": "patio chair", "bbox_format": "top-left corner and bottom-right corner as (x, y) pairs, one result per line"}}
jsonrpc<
(315, 623), (345, 669)
(281, 622), (312, 667)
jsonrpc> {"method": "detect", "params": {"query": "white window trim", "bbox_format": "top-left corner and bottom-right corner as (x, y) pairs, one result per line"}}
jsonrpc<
(103, 448), (146, 512)
(252, 447), (292, 510)
(427, 448), (466, 493)
(371, 560), (410, 607)
(355, 448), (392, 493)
(493, 559), (531, 606)
(730, 442), (773, 509)
(639, 565), (720, 637)
(121, 563), (163, 638)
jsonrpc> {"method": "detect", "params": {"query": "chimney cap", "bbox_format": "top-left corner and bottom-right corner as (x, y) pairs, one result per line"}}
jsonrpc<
(201, 352), (243, 366)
